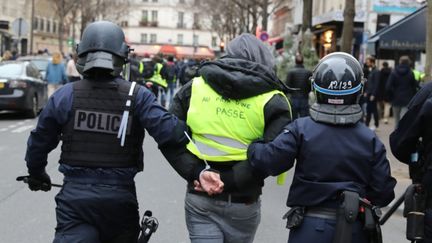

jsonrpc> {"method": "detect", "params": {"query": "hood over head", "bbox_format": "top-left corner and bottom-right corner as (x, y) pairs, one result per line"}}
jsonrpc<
(199, 33), (287, 99)
(226, 33), (275, 71)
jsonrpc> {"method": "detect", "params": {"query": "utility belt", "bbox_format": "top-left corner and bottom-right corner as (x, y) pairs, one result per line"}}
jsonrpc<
(188, 190), (259, 204)
(283, 191), (383, 243)
(64, 174), (135, 186)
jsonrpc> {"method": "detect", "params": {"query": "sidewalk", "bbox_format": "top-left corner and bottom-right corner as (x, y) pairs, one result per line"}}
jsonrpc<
(373, 117), (410, 214)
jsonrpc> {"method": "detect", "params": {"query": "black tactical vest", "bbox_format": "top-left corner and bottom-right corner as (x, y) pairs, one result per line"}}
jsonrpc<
(60, 79), (144, 170)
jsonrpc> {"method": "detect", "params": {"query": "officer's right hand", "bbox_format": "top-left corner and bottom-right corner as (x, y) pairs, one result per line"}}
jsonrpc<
(27, 172), (52, 192)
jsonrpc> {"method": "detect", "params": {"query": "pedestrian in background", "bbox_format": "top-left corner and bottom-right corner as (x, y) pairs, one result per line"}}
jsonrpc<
(247, 52), (396, 243)
(364, 56), (380, 131)
(162, 33), (292, 243)
(165, 55), (177, 105)
(46, 52), (67, 97)
(66, 53), (81, 82)
(385, 55), (418, 127)
(1, 50), (13, 61)
(376, 62), (392, 124)
(285, 53), (312, 119)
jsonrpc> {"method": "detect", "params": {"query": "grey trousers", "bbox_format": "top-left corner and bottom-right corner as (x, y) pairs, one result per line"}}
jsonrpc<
(184, 192), (261, 243)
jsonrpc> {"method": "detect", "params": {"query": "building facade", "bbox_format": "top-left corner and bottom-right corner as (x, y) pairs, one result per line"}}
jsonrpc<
(122, 0), (218, 58)
(0, 0), (72, 57)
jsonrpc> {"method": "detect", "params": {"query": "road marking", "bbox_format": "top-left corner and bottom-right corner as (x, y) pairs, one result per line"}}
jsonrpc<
(11, 125), (34, 133)
(0, 128), (8, 132)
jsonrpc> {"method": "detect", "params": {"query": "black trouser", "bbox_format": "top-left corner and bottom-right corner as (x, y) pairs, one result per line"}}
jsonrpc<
(366, 98), (379, 128)
(53, 181), (140, 243)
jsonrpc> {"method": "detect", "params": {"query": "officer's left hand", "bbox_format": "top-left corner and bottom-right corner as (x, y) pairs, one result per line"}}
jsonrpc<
(27, 172), (52, 192)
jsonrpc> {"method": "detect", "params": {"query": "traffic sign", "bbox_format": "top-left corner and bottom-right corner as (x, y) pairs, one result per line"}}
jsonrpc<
(260, 31), (269, 41)
(11, 18), (29, 37)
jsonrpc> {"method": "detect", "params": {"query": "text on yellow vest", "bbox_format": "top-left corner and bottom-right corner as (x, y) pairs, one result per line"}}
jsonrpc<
(186, 76), (286, 162)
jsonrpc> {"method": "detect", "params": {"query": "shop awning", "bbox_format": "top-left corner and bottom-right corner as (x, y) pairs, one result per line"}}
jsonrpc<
(129, 44), (215, 59)
(130, 44), (161, 56)
(175, 46), (215, 59)
(159, 44), (177, 55)
(368, 5), (426, 52)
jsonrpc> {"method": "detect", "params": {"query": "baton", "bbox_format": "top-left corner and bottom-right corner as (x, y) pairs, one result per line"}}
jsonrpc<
(379, 191), (405, 225)
(16, 175), (63, 188)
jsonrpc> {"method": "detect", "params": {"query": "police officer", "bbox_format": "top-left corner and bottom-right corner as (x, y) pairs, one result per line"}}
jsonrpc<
(161, 33), (292, 243)
(246, 52), (396, 243)
(24, 21), (188, 242)
(390, 81), (432, 242)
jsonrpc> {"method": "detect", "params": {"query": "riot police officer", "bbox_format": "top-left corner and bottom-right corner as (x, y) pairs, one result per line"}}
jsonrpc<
(246, 52), (396, 243)
(390, 81), (432, 242)
(24, 21), (188, 242)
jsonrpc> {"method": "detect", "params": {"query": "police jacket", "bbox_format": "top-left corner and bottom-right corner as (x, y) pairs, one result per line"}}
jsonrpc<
(364, 67), (380, 98)
(247, 104), (396, 207)
(285, 64), (312, 99)
(390, 82), (432, 165)
(161, 57), (292, 199)
(25, 76), (188, 184)
(385, 64), (418, 106)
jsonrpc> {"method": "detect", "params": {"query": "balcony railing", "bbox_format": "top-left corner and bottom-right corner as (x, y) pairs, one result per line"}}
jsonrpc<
(139, 20), (158, 27)
(177, 22), (186, 28)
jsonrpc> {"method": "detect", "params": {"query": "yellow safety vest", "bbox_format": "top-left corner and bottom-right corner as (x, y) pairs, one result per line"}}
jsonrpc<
(186, 76), (286, 162)
(150, 63), (167, 88)
(413, 69), (425, 82)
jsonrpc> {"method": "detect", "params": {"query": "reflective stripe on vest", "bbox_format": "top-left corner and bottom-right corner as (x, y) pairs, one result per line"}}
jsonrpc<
(139, 62), (144, 74)
(150, 63), (168, 88)
(186, 76), (286, 162)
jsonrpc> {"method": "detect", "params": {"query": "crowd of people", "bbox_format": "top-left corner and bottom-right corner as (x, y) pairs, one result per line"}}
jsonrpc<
(128, 52), (204, 108)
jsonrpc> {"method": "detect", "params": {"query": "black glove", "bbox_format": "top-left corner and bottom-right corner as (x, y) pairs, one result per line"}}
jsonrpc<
(27, 172), (51, 192)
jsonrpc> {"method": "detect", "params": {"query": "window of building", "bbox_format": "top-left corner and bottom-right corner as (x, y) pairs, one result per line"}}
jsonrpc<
(120, 21), (128, 27)
(193, 34), (199, 46)
(193, 13), (200, 29)
(33, 17), (38, 30)
(142, 0), (148, 2)
(178, 12), (184, 28)
(40, 18), (44, 32)
(211, 36), (217, 47)
(152, 0), (157, 2)
(179, 0), (185, 3)
(177, 34), (183, 45)
(142, 10), (148, 22)
(141, 33), (148, 44)
(53, 22), (57, 33)
(46, 20), (51, 33)
(151, 10), (158, 22)
(194, 0), (200, 5)
(150, 34), (157, 43)
(376, 14), (390, 32)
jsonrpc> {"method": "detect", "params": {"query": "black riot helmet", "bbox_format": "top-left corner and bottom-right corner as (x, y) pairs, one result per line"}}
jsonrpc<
(76, 21), (130, 77)
(311, 52), (364, 105)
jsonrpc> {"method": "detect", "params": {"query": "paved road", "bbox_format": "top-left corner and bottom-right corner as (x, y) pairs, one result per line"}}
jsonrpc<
(0, 111), (407, 242)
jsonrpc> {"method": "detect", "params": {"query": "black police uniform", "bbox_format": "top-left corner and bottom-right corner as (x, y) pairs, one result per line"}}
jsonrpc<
(247, 52), (396, 243)
(24, 21), (188, 243)
(390, 81), (432, 243)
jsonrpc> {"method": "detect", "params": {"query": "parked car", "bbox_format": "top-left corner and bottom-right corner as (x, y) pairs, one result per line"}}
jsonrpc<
(0, 61), (48, 117)
(17, 55), (52, 80)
